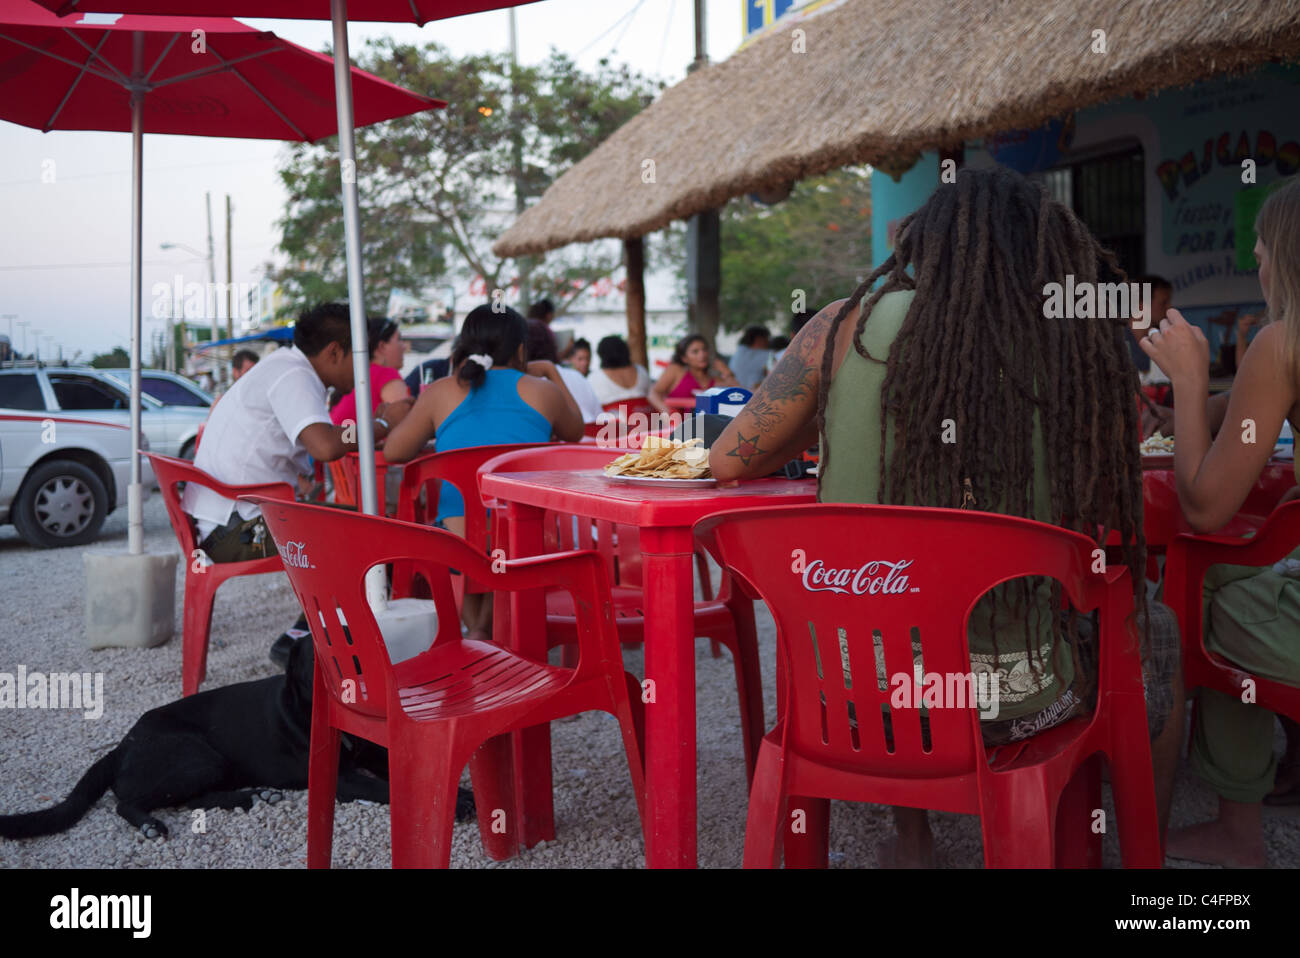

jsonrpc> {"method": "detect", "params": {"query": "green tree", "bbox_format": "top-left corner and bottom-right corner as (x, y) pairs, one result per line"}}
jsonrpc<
(89, 347), (130, 369)
(273, 41), (663, 317)
(707, 167), (873, 334)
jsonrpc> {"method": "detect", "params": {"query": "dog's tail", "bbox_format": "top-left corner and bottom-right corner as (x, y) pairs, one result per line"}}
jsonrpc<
(0, 750), (116, 839)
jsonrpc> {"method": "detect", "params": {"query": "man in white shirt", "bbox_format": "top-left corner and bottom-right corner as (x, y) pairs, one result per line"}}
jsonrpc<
(185, 303), (409, 563)
(524, 319), (602, 423)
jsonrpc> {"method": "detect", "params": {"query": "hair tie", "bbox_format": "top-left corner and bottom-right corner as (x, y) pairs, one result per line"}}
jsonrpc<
(467, 353), (494, 371)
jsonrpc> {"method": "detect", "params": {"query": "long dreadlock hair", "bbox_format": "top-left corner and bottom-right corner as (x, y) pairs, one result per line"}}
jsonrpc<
(816, 165), (1148, 673)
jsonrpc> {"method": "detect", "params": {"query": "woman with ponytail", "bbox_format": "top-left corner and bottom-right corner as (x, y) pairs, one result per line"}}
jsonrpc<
(384, 303), (584, 639)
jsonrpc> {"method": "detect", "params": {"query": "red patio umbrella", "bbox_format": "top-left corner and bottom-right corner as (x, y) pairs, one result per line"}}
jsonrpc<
(0, 0), (445, 553)
(35, 0), (543, 520)
(44, 0), (537, 23)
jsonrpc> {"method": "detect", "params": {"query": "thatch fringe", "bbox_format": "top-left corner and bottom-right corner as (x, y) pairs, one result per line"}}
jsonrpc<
(494, 0), (1300, 256)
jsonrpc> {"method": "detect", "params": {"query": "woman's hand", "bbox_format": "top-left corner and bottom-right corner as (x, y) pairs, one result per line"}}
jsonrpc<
(1139, 309), (1210, 389)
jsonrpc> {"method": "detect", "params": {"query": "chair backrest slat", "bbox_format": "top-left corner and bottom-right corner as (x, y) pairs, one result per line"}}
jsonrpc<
(697, 504), (1121, 778)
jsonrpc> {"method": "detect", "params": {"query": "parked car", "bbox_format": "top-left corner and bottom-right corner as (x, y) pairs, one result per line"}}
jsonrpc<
(103, 367), (213, 410)
(0, 363), (207, 460)
(0, 406), (148, 548)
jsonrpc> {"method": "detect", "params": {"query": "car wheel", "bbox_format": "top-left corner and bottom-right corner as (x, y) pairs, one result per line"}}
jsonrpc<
(12, 460), (109, 549)
(179, 439), (196, 461)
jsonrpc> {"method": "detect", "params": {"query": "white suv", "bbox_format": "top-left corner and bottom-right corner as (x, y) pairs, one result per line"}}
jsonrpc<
(0, 364), (206, 459)
(0, 394), (146, 548)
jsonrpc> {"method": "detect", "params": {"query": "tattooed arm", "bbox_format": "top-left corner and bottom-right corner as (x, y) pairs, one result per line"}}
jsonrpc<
(710, 303), (844, 480)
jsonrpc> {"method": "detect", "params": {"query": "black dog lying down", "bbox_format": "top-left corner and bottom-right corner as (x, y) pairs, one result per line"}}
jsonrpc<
(0, 638), (473, 840)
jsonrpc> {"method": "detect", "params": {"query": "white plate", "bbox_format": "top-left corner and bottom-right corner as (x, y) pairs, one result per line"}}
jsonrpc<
(603, 474), (717, 488)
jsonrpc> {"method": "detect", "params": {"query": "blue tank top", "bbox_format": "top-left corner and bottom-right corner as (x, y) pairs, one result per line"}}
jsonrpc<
(435, 368), (553, 521)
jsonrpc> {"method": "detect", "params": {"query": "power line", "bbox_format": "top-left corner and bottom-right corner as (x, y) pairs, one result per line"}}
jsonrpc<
(574, 0), (645, 59)
(0, 155), (272, 189)
(656, 0), (677, 77)
(608, 0), (646, 58)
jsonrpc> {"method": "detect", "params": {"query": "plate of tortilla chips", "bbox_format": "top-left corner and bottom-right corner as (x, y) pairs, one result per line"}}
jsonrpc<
(602, 435), (715, 486)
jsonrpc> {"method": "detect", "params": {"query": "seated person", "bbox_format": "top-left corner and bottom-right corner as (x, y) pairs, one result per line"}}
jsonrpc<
(710, 165), (1182, 866)
(405, 356), (451, 395)
(526, 320), (601, 423)
(183, 303), (410, 663)
(330, 316), (410, 427)
(728, 324), (772, 390)
(588, 335), (651, 406)
(569, 338), (593, 377)
(383, 303), (585, 641)
(648, 334), (738, 414)
(1142, 176), (1300, 866)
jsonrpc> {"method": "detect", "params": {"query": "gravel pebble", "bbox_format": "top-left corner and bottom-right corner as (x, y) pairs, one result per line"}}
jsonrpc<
(1, 494), (1295, 868)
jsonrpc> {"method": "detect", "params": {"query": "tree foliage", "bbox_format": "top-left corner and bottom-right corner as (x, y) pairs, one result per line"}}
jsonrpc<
(711, 167), (873, 333)
(89, 347), (130, 369)
(273, 41), (663, 317)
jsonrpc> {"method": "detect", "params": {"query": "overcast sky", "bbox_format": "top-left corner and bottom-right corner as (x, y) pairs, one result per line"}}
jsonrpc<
(0, 0), (743, 359)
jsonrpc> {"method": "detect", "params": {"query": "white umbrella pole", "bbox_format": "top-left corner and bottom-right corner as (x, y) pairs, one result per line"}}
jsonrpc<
(127, 83), (145, 556)
(331, 0), (385, 610)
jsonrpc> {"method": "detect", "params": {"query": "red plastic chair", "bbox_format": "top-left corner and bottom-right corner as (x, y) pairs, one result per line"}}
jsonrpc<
(388, 442), (558, 600)
(695, 503), (1162, 868)
(143, 452), (294, 696)
(1163, 499), (1300, 724)
(330, 450), (390, 512)
(242, 494), (647, 868)
(584, 398), (661, 441)
(480, 444), (765, 778)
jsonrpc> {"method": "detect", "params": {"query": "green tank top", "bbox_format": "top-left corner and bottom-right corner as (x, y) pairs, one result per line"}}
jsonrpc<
(821, 290), (1073, 720)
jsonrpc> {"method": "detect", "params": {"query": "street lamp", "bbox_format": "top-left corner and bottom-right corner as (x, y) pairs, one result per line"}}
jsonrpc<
(1, 314), (15, 362)
(161, 239), (217, 376)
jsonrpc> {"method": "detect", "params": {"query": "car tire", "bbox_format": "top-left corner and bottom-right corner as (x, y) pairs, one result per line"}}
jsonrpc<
(179, 439), (196, 461)
(12, 459), (109, 549)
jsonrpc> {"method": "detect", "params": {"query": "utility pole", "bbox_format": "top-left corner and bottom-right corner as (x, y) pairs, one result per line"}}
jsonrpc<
(685, 0), (721, 348)
(509, 8), (531, 309)
(225, 194), (234, 382)
(205, 191), (218, 383)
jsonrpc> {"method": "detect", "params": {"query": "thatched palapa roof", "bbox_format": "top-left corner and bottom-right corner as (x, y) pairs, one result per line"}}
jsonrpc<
(494, 0), (1300, 257)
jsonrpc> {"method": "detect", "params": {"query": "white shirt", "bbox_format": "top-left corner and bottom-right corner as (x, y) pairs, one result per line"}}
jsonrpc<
(558, 366), (603, 423)
(182, 346), (332, 540)
(588, 364), (651, 406)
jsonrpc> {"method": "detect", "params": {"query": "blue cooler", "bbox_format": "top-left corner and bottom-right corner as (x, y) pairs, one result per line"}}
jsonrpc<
(695, 386), (752, 417)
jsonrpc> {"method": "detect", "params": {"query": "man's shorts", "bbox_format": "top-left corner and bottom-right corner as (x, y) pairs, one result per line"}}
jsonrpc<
(980, 600), (1180, 746)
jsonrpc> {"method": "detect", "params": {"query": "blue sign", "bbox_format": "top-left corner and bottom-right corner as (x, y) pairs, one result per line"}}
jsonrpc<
(744, 0), (797, 38)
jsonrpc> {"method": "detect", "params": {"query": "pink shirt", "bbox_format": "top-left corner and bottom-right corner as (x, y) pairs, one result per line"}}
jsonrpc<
(330, 364), (404, 426)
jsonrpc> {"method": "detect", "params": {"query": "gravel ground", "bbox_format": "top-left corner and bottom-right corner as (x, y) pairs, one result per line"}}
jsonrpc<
(0, 493), (1296, 868)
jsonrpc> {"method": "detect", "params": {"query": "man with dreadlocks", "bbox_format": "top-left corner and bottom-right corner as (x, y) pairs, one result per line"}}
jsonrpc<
(711, 165), (1182, 867)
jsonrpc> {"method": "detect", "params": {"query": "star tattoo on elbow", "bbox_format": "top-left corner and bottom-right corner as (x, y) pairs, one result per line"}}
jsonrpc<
(727, 432), (766, 466)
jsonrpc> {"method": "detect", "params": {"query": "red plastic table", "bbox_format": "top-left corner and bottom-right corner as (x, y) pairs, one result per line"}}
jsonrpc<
(479, 469), (816, 868)
(1139, 458), (1295, 547)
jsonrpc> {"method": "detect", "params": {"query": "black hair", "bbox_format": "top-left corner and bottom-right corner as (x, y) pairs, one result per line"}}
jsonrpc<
(294, 303), (352, 357)
(1137, 274), (1173, 292)
(671, 334), (710, 366)
(231, 348), (259, 369)
(366, 316), (398, 359)
(526, 298), (555, 321)
(524, 318), (558, 363)
(572, 338), (592, 354)
(739, 325), (771, 347)
(769, 335), (791, 351)
(791, 311), (814, 335)
(597, 335), (632, 369)
(451, 303), (528, 388)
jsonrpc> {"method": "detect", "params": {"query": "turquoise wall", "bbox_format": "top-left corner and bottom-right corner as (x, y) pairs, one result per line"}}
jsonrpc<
(869, 64), (1300, 348)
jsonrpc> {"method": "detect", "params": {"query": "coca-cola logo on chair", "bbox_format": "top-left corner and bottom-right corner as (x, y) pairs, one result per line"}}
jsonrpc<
(277, 540), (315, 570)
(801, 559), (916, 595)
